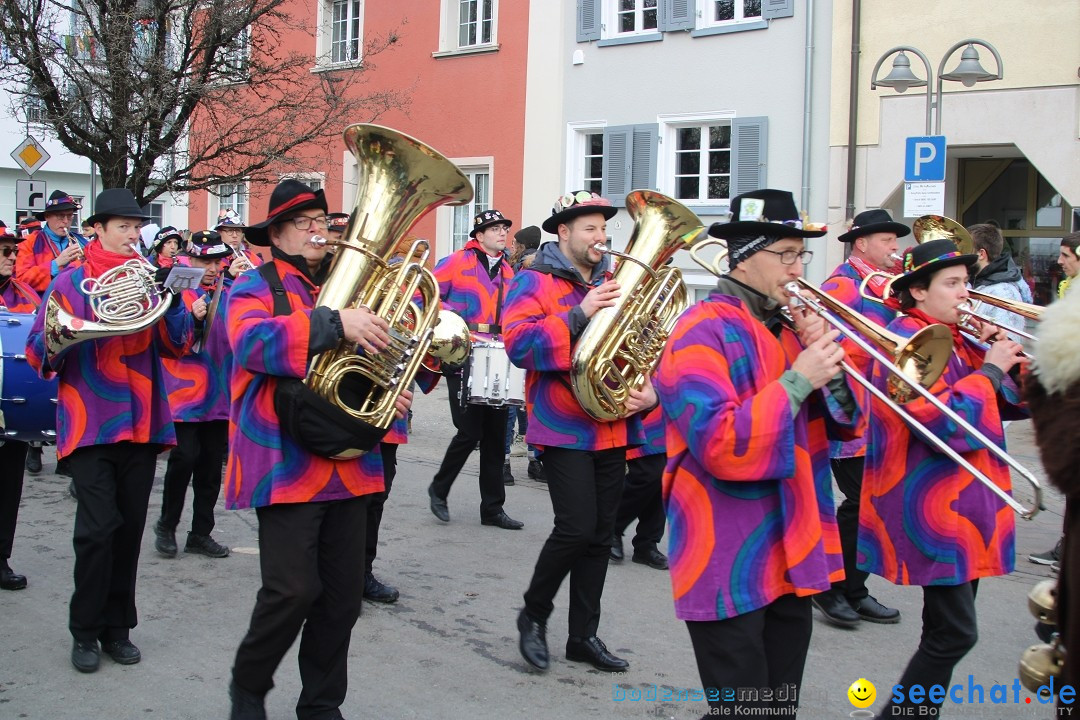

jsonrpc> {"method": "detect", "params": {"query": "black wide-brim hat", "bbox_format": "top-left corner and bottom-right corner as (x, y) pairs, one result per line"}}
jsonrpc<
(35, 190), (82, 220)
(84, 188), (150, 226)
(838, 208), (910, 243)
(244, 179), (328, 247)
(153, 225), (185, 253)
(469, 209), (513, 238)
(542, 191), (617, 234)
(890, 238), (977, 293)
(707, 189), (827, 240)
(186, 229), (233, 259)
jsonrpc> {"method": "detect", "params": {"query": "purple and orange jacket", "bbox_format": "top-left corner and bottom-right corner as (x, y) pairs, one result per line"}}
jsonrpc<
(17, 228), (87, 292)
(626, 402), (664, 461)
(0, 277), (41, 313)
(820, 260), (898, 459)
(503, 243), (642, 451)
(25, 266), (193, 458)
(163, 281), (233, 422)
(434, 242), (513, 341)
(224, 257), (383, 510)
(858, 315), (1027, 587)
(656, 290), (861, 621)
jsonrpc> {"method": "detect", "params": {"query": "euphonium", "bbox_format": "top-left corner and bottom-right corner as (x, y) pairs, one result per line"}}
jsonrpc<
(570, 190), (705, 421)
(304, 124), (473, 433)
(43, 244), (175, 361)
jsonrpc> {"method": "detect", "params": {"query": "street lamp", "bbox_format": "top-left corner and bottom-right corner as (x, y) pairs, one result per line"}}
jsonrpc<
(870, 39), (1003, 135)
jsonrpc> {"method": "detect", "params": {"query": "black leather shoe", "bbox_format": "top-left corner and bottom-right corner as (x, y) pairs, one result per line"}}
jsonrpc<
(811, 589), (862, 628)
(101, 638), (141, 665)
(25, 446), (42, 474)
(849, 595), (901, 624)
(631, 546), (668, 570)
(566, 635), (629, 671)
(503, 461), (515, 486)
(481, 511), (524, 530)
(516, 609), (549, 670)
(185, 533), (230, 558)
(229, 681), (267, 720)
(428, 483), (449, 522)
(0, 563), (27, 590)
(71, 640), (100, 673)
(527, 459), (547, 482)
(154, 521), (177, 558)
(609, 533), (624, 562)
(364, 572), (400, 603)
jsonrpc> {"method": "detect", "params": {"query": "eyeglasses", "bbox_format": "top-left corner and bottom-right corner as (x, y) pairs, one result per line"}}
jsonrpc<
(282, 215), (328, 230)
(484, 225), (510, 234)
(760, 248), (813, 265)
(0, 247), (18, 258)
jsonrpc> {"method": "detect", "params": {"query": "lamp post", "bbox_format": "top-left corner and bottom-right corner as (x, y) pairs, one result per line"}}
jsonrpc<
(870, 39), (1003, 135)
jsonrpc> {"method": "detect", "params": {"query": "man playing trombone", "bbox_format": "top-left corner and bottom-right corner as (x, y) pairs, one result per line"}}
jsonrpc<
(859, 238), (1029, 716)
(656, 189), (860, 717)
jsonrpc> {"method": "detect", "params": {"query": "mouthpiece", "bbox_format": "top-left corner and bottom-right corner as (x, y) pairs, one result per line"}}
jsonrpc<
(310, 235), (329, 247)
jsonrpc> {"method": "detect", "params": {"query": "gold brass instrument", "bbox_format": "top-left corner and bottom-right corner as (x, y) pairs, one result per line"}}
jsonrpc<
(1020, 579), (1064, 693)
(787, 280), (1043, 518)
(44, 243), (176, 361)
(569, 190), (705, 421)
(303, 124), (472, 446)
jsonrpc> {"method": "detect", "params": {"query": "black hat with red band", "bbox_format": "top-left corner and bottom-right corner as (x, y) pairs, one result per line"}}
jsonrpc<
(244, 179), (328, 247)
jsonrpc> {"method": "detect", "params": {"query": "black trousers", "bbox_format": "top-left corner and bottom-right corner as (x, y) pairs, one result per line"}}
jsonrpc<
(878, 582), (979, 716)
(614, 453), (666, 550)
(830, 456), (869, 601)
(160, 420), (228, 536)
(0, 440), (28, 561)
(523, 446), (625, 638)
(686, 594), (812, 717)
(67, 443), (159, 643)
(233, 495), (369, 720)
(365, 443), (397, 574)
(431, 372), (508, 520)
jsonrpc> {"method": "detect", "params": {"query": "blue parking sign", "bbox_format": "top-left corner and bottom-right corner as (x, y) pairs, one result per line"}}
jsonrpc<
(904, 136), (946, 182)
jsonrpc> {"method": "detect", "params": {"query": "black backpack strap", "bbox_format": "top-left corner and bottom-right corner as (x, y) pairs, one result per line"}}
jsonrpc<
(258, 262), (291, 317)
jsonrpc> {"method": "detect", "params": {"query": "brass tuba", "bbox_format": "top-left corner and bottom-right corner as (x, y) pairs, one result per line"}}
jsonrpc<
(304, 124), (472, 441)
(570, 190), (705, 421)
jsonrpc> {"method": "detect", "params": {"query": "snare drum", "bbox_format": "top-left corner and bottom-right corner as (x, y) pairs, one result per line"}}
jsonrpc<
(465, 341), (526, 407)
(0, 312), (58, 442)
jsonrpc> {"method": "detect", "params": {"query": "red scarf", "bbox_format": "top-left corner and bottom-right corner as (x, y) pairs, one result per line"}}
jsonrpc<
(84, 239), (140, 279)
(847, 255), (891, 296)
(904, 307), (982, 368)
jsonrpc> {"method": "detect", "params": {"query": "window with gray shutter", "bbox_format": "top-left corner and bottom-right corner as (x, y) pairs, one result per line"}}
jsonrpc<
(577, 0), (601, 42)
(730, 116), (768, 196)
(658, 0), (694, 31)
(631, 125), (658, 191)
(602, 124), (659, 207)
(762, 0), (794, 19)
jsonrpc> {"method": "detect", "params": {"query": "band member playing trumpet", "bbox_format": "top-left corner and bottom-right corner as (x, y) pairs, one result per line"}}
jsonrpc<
(859, 238), (1029, 716)
(25, 188), (194, 674)
(0, 227), (41, 591)
(504, 191), (656, 673)
(225, 180), (409, 720)
(17, 190), (88, 292)
(427, 209), (523, 530)
(216, 209), (262, 274)
(812, 209), (907, 628)
(656, 189), (858, 717)
(154, 230), (234, 561)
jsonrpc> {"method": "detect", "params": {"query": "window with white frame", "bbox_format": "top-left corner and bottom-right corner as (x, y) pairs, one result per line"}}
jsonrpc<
(452, 168), (490, 251)
(329, 0), (363, 64)
(605, 0), (657, 37)
(142, 202), (164, 228)
(568, 126), (605, 195)
(215, 28), (250, 82)
(216, 183), (248, 224)
(280, 174), (325, 193)
(700, 0), (762, 28)
(458, 0), (494, 47)
(672, 122), (731, 204)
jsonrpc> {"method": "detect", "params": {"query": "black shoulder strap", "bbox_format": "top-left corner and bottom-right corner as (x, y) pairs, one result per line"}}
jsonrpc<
(258, 262), (291, 317)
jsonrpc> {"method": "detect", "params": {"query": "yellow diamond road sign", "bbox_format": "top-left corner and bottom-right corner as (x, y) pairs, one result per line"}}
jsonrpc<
(11, 136), (50, 176)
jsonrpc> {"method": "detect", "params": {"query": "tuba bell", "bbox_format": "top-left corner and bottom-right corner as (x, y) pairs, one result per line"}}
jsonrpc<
(570, 190), (705, 421)
(303, 124), (473, 443)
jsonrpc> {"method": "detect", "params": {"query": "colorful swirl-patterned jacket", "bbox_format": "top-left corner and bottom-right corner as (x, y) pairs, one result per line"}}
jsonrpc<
(657, 284), (861, 621)
(0, 277), (41, 313)
(858, 313), (1027, 586)
(16, 227), (87, 292)
(223, 252), (383, 510)
(434, 240), (513, 342)
(163, 280), (233, 422)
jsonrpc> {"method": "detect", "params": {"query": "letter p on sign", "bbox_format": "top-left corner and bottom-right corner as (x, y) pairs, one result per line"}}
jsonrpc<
(905, 136), (947, 182)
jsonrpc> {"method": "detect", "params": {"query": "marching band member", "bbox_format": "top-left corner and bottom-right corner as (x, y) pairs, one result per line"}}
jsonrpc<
(427, 209), (523, 530)
(25, 188), (193, 674)
(812, 209), (906, 627)
(0, 227), (41, 591)
(656, 189), (857, 716)
(149, 226), (184, 269)
(216, 209), (262, 273)
(224, 180), (409, 720)
(859, 238), (1028, 716)
(16, 190), (88, 292)
(608, 402), (668, 570)
(153, 230), (233, 560)
(504, 190), (654, 672)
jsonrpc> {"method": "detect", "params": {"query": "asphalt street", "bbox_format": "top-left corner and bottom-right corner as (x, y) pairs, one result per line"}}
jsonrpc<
(0, 382), (1066, 719)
